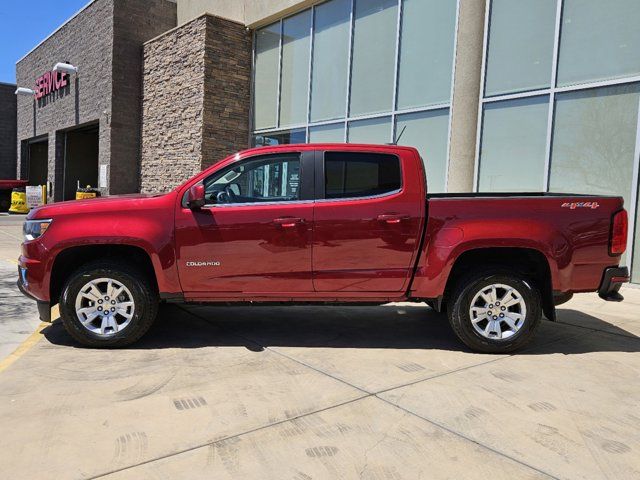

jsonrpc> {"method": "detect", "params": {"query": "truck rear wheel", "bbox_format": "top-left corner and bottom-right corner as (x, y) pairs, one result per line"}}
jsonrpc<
(447, 269), (542, 353)
(59, 261), (159, 348)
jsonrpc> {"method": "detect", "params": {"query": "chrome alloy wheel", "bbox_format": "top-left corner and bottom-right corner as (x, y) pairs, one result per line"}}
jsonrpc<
(469, 283), (527, 340)
(74, 278), (135, 336)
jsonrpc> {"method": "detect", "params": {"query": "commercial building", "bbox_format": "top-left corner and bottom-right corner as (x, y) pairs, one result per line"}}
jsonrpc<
(0, 82), (17, 179)
(14, 0), (640, 283)
(15, 0), (176, 201)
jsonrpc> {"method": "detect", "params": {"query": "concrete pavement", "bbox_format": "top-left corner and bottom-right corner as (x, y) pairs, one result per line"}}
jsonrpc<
(0, 218), (639, 479)
(0, 215), (42, 360)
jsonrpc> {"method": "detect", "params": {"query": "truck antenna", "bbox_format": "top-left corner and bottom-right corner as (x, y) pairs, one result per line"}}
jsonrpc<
(388, 125), (407, 145)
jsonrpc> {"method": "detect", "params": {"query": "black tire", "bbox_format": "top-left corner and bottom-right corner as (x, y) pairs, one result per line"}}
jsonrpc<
(59, 261), (159, 348)
(447, 268), (542, 353)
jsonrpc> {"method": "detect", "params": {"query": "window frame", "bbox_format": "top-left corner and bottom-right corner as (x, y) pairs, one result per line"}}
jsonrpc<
(198, 151), (315, 208)
(314, 150), (404, 201)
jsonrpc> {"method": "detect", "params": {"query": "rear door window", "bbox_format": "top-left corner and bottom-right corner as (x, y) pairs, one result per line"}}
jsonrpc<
(324, 152), (401, 199)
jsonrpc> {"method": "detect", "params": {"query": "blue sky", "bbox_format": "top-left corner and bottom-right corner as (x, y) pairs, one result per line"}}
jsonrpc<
(0, 0), (89, 84)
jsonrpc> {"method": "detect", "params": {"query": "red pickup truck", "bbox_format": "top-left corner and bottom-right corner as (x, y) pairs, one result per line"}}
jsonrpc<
(18, 144), (629, 353)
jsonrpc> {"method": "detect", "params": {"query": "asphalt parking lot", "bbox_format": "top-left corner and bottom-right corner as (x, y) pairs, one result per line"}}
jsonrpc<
(1, 217), (639, 479)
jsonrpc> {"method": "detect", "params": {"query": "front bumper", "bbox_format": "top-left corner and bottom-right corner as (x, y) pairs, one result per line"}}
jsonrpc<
(598, 266), (629, 302)
(17, 266), (51, 322)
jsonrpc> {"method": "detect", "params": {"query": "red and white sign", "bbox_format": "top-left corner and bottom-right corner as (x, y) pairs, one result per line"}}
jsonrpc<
(35, 71), (68, 99)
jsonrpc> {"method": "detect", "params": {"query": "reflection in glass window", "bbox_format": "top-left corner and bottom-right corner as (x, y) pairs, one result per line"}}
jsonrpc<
(479, 96), (549, 192)
(204, 154), (301, 204)
(253, 23), (280, 130)
(310, 0), (350, 122)
(324, 152), (401, 199)
(349, 0), (398, 116)
(557, 0), (640, 87)
(484, 0), (556, 96)
(348, 117), (392, 144)
(397, 0), (456, 109)
(396, 109), (450, 193)
(549, 84), (640, 206)
(309, 123), (345, 143)
(252, 129), (307, 147)
(280, 11), (311, 127)
(550, 84), (640, 267)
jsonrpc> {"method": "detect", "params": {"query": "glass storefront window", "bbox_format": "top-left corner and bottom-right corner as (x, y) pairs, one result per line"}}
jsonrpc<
(348, 117), (392, 144)
(557, 0), (640, 87)
(252, 0), (457, 202)
(279, 11), (311, 127)
(484, 0), (557, 97)
(349, 0), (398, 117)
(478, 96), (549, 192)
(549, 84), (640, 205)
(253, 23), (281, 130)
(309, 123), (345, 143)
(396, 109), (450, 193)
(252, 129), (307, 147)
(550, 84), (640, 268)
(397, 0), (456, 109)
(310, 0), (350, 122)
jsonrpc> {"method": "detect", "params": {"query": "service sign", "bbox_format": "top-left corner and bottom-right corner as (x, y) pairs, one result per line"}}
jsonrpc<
(35, 71), (68, 99)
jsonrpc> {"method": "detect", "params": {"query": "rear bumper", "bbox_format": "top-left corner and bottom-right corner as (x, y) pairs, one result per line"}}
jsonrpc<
(598, 266), (629, 302)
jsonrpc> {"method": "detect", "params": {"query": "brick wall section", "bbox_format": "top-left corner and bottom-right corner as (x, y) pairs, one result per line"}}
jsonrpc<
(201, 15), (252, 170)
(140, 14), (251, 193)
(0, 83), (17, 179)
(16, 0), (114, 200)
(110, 0), (177, 194)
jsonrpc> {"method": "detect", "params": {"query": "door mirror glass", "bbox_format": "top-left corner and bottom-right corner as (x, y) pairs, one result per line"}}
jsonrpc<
(187, 184), (205, 209)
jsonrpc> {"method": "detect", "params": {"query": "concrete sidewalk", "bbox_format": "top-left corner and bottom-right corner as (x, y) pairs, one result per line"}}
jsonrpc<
(0, 217), (42, 360)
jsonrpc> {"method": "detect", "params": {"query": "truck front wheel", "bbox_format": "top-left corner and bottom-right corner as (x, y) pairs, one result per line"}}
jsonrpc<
(59, 261), (159, 347)
(447, 269), (542, 353)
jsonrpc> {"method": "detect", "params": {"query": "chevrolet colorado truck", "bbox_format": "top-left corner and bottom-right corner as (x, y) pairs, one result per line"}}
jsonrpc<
(17, 144), (630, 353)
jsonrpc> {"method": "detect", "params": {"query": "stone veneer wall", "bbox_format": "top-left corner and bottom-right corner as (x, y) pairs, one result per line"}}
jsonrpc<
(0, 83), (17, 179)
(201, 15), (252, 170)
(140, 14), (251, 193)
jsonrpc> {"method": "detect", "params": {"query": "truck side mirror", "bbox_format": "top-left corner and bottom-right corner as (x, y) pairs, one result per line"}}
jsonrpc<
(187, 184), (205, 209)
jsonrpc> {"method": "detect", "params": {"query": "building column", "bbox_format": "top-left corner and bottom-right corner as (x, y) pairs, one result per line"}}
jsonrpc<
(447, 0), (487, 192)
(140, 14), (251, 194)
(51, 131), (65, 202)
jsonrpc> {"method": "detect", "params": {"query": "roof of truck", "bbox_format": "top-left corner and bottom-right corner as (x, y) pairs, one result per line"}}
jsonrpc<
(239, 143), (420, 156)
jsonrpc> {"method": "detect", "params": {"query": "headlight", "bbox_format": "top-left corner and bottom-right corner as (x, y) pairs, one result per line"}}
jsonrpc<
(23, 219), (52, 241)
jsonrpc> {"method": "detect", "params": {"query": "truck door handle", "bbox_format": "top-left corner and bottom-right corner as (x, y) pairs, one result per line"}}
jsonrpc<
(273, 217), (303, 228)
(377, 214), (409, 224)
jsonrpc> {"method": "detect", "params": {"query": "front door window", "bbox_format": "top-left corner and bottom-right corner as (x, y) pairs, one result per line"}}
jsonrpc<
(204, 154), (301, 205)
